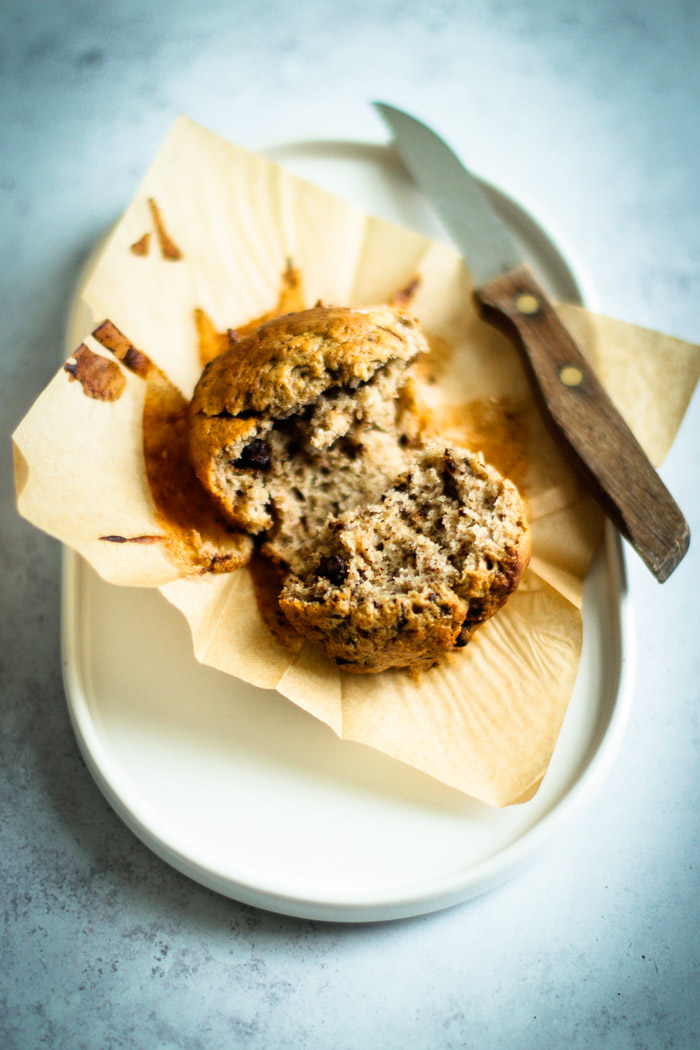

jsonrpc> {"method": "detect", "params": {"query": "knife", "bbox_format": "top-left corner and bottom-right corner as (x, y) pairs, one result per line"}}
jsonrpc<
(374, 101), (689, 583)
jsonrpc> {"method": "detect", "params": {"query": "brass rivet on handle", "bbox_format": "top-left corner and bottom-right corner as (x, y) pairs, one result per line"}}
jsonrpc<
(515, 293), (541, 315)
(559, 365), (584, 387)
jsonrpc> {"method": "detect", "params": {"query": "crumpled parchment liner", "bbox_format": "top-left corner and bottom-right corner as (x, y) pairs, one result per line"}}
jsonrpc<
(13, 117), (700, 805)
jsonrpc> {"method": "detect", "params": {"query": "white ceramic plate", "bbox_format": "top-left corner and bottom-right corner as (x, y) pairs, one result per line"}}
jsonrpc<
(62, 140), (634, 922)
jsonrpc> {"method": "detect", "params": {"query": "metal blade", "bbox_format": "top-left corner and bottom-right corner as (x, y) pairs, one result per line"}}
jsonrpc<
(374, 102), (524, 287)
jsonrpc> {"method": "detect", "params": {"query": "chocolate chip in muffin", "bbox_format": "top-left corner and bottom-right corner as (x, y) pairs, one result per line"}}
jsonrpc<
(232, 438), (272, 472)
(316, 554), (348, 586)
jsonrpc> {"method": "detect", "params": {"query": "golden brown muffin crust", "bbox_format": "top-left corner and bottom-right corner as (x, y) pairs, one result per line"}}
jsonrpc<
(190, 304), (423, 421)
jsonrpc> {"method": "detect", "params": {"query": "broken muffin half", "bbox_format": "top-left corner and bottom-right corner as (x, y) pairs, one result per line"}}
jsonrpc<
(279, 444), (531, 673)
(188, 304), (427, 570)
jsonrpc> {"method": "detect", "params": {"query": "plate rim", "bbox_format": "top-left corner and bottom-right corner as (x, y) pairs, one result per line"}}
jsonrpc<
(60, 135), (635, 922)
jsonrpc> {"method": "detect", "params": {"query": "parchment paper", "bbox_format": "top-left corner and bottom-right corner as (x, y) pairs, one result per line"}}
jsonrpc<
(13, 117), (700, 805)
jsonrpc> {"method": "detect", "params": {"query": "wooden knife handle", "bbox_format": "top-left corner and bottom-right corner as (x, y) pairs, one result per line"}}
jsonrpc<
(474, 264), (689, 582)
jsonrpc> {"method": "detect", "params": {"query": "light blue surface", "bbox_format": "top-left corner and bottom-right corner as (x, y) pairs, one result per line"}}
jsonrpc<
(1, 2), (698, 1048)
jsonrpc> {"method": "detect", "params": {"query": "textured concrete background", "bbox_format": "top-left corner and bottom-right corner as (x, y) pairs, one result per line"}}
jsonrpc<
(1, 1), (699, 1047)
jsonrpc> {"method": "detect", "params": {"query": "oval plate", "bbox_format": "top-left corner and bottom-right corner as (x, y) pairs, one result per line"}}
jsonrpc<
(62, 139), (634, 922)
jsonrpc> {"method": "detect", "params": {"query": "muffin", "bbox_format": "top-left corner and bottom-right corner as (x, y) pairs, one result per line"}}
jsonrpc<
(279, 444), (531, 673)
(189, 304), (427, 569)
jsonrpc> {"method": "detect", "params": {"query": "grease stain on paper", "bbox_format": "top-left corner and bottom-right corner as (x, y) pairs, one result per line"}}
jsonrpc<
(129, 232), (151, 257)
(64, 344), (126, 402)
(148, 197), (183, 261)
(90, 319), (251, 575)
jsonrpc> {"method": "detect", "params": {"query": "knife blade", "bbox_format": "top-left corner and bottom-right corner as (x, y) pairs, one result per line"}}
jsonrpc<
(374, 101), (690, 582)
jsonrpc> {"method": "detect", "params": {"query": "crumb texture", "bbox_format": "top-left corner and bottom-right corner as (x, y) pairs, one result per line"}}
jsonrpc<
(279, 444), (531, 672)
